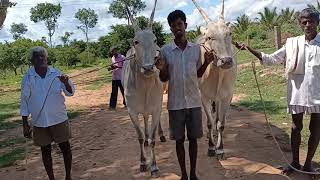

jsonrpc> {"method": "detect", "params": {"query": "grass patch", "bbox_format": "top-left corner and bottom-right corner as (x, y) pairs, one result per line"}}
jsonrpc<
(0, 148), (25, 168)
(67, 110), (80, 119)
(0, 137), (25, 149)
(0, 91), (21, 131)
(85, 68), (112, 90)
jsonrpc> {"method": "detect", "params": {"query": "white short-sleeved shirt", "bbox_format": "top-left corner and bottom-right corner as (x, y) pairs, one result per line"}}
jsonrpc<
(161, 42), (202, 110)
(20, 66), (75, 127)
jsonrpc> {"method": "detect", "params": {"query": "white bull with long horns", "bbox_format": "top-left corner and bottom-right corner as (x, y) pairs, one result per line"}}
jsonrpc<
(121, 0), (165, 177)
(192, 0), (237, 159)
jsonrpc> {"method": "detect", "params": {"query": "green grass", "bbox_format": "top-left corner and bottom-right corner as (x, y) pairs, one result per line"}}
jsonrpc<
(0, 148), (25, 168)
(67, 109), (80, 119)
(85, 66), (112, 90)
(236, 47), (276, 64)
(0, 137), (26, 149)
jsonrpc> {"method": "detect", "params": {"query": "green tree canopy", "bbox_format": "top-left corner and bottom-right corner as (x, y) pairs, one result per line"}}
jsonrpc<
(30, 3), (62, 48)
(108, 0), (146, 25)
(10, 23), (28, 40)
(75, 8), (98, 43)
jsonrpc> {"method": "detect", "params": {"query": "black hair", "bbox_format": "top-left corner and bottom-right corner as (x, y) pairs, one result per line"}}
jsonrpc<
(299, 8), (319, 23)
(167, 10), (186, 26)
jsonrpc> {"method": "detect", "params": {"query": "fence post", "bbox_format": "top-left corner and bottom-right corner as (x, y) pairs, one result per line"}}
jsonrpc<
(274, 26), (281, 49)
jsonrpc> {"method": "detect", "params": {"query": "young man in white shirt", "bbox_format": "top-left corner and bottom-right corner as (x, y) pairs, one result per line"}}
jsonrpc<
(156, 10), (215, 180)
(21, 46), (75, 180)
(236, 8), (320, 174)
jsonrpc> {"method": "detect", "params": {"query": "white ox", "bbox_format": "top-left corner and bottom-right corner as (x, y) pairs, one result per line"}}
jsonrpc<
(192, 0), (237, 159)
(121, 0), (165, 177)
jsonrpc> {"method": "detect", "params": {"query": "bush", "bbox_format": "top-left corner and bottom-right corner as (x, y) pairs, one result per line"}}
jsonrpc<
(78, 50), (96, 65)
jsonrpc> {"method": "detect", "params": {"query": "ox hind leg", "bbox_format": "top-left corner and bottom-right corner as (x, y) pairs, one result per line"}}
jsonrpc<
(149, 111), (161, 177)
(215, 99), (231, 160)
(129, 111), (148, 172)
(158, 120), (166, 142)
(202, 99), (216, 157)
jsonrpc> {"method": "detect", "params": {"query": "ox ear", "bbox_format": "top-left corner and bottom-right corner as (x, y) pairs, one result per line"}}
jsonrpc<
(200, 26), (207, 35)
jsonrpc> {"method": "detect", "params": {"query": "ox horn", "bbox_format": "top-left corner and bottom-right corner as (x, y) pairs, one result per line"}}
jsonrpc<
(125, 4), (141, 32)
(219, 0), (225, 22)
(191, 0), (213, 24)
(148, 0), (158, 29)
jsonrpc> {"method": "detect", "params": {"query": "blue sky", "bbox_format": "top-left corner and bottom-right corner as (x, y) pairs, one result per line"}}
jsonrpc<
(0, 0), (317, 45)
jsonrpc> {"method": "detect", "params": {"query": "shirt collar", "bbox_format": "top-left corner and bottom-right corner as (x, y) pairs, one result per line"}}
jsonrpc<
(171, 41), (193, 51)
(28, 66), (56, 77)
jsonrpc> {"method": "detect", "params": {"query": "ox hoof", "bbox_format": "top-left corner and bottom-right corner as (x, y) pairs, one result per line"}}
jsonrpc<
(215, 150), (225, 160)
(207, 149), (216, 157)
(144, 141), (149, 147)
(151, 169), (159, 178)
(140, 164), (148, 172)
(160, 136), (166, 142)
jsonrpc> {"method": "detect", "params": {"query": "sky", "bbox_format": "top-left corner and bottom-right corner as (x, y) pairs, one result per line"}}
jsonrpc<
(0, 0), (317, 45)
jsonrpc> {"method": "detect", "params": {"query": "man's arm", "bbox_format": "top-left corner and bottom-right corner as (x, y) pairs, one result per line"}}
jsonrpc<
(20, 75), (31, 138)
(235, 42), (286, 65)
(159, 64), (169, 82)
(59, 75), (75, 96)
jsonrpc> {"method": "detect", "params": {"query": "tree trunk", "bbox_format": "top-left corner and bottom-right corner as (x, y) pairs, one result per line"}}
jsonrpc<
(14, 68), (17, 76)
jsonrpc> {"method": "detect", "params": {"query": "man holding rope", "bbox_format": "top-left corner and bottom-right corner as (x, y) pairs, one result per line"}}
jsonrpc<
(108, 47), (126, 110)
(21, 46), (75, 180)
(235, 8), (320, 174)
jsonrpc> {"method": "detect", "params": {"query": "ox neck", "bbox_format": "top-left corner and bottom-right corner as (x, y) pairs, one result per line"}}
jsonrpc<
(174, 38), (188, 51)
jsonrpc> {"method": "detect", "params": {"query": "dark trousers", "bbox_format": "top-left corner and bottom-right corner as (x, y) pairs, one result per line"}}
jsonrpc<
(109, 80), (126, 108)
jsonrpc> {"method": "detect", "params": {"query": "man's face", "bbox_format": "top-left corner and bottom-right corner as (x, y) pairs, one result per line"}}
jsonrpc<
(299, 17), (319, 36)
(170, 18), (187, 39)
(32, 52), (48, 68)
(111, 49), (117, 56)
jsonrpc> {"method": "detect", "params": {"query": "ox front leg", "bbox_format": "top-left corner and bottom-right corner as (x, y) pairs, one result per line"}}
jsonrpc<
(202, 99), (216, 157)
(129, 111), (148, 172)
(215, 99), (231, 160)
(149, 112), (160, 178)
(158, 120), (166, 142)
(143, 114), (149, 147)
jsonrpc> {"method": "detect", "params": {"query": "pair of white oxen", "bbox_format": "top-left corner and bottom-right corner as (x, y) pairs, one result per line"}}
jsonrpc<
(121, 0), (236, 177)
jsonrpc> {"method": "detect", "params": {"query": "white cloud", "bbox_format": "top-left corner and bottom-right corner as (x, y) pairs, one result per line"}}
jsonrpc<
(0, 0), (318, 44)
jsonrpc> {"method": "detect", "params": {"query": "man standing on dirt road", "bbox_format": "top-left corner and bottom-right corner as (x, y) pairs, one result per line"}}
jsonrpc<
(21, 46), (75, 180)
(156, 10), (215, 180)
(108, 47), (126, 110)
(235, 8), (320, 174)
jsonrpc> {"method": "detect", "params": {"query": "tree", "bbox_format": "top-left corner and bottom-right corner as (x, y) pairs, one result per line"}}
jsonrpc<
(307, 0), (320, 12)
(30, 3), (62, 48)
(10, 23), (28, 40)
(258, 7), (281, 30)
(280, 8), (296, 24)
(60, 31), (73, 46)
(75, 8), (98, 43)
(108, 0), (146, 25)
(234, 14), (251, 34)
(0, 0), (16, 29)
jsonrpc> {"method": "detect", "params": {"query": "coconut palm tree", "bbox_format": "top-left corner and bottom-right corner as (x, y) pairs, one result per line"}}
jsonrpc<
(280, 8), (296, 24)
(234, 14), (251, 34)
(258, 7), (282, 30)
(307, 0), (320, 12)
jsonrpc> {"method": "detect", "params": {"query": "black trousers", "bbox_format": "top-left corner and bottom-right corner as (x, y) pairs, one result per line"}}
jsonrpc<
(109, 80), (126, 108)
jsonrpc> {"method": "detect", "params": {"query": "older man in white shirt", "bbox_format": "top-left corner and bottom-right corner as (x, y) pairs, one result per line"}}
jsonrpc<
(236, 8), (320, 174)
(21, 46), (75, 180)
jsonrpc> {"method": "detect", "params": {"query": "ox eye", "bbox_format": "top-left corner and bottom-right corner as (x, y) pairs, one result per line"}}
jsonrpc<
(154, 39), (157, 43)
(207, 37), (215, 41)
(134, 41), (139, 45)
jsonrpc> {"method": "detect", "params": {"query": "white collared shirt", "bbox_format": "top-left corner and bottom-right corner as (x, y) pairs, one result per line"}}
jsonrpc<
(261, 34), (320, 107)
(20, 66), (75, 127)
(161, 42), (202, 110)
